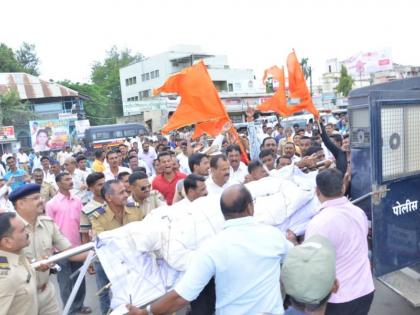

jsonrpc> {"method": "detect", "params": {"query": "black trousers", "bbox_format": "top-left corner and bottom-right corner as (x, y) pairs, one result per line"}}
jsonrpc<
(326, 291), (374, 315)
(189, 277), (216, 315)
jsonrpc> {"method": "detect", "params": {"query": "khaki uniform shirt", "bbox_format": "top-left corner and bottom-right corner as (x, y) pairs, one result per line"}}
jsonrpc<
(0, 249), (37, 315)
(40, 182), (57, 203)
(20, 215), (71, 287)
(127, 190), (165, 217)
(80, 199), (105, 233)
(90, 204), (145, 237)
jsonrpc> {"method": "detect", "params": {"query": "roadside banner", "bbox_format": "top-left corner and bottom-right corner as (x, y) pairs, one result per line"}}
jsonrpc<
(29, 119), (70, 152)
(0, 126), (16, 142)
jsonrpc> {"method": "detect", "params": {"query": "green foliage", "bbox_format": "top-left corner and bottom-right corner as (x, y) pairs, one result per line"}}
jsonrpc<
(91, 46), (143, 116)
(336, 65), (354, 97)
(0, 90), (37, 126)
(301, 58), (310, 80)
(58, 80), (115, 126)
(16, 42), (40, 76)
(60, 46), (143, 125)
(0, 43), (24, 72)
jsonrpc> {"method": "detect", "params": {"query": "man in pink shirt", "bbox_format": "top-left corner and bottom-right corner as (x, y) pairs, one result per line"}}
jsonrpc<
(305, 168), (374, 315)
(46, 172), (91, 315)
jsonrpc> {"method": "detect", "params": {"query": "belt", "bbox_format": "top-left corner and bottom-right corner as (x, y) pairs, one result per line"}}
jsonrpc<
(37, 283), (47, 292)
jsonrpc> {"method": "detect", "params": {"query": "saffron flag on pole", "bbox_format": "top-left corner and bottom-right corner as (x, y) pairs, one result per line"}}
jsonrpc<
(262, 65), (284, 84)
(257, 51), (320, 119)
(153, 60), (229, 136)
(257, 66), (289, 115)
(286, 51), (320, 119)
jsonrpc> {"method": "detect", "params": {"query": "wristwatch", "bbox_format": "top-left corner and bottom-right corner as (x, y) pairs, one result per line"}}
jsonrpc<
(146, 304), (153, 315)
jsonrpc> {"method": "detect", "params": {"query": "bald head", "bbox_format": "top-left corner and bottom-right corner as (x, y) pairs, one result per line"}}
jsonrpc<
(220, 184), (253, 219)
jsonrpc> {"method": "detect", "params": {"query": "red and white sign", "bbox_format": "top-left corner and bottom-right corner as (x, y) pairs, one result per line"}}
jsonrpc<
(0, 126), (16, 142)
(342, 48), (392, 76)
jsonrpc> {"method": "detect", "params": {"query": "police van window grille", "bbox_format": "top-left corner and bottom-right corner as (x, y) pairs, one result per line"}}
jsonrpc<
(381, 106), (404, 181)
(381, 105), (420, 181)
(350, 108), (370, 146)
(405, 105), (420, 174)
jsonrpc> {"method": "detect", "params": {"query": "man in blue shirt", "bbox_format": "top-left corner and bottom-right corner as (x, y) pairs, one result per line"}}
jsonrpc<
(127, 184), (293, 315)
(4, 156), (27, 191)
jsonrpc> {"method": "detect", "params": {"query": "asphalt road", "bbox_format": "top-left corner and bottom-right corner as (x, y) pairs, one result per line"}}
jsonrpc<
(52, 275), (420, 315)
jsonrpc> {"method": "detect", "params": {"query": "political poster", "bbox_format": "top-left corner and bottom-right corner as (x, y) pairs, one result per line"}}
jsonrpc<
(74, 119), (91, 137)
(342, 48), (393, 76)
(29, 119), (70, 152)
(0, 126), (16, 142)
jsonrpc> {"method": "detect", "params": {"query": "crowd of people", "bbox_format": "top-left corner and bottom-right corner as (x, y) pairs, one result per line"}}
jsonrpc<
(0, 109), (375, 315)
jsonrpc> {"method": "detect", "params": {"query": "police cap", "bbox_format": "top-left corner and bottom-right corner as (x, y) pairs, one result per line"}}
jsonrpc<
(8, 184), (41, 203)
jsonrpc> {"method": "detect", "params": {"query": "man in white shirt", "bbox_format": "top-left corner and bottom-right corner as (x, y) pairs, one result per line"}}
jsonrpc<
(57, 146), (73, 166)
(16, 148), (29, 171)
(226, 144), (247, 184)
(39, 156), (55, 185)
(176, 140), (191, 175)
(74, 155), (92, 204)
(103, 151), (131, 181)
(138, 141), (157, 172)
(205, 154), (235, 195)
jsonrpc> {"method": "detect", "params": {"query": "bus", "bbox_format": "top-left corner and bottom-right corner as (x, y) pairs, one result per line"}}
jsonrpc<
(84, 123), (149, 150)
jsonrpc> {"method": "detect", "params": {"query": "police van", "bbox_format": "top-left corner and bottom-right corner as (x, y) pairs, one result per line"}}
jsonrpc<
(348, 77), (420, 306)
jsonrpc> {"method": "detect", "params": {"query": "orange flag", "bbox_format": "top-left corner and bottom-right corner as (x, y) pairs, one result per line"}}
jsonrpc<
(257, 66), (289, 115)
(262, 65), (283, 83)
(286, 51), (320, 118)
(154, 60), (229, 135)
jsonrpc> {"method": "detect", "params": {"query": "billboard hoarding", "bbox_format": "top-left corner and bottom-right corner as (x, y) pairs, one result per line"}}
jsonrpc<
(74, 120), (91, 137)
(0, 126), (16, 142)
(342, 48), (392, 76)
(29, 120), (70, 152)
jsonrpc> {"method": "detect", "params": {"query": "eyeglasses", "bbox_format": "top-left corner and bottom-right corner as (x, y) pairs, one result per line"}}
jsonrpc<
(140, 184), (151, 192)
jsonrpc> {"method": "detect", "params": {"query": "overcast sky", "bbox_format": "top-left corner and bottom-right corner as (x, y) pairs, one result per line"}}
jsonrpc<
(2, 0), (419, 85)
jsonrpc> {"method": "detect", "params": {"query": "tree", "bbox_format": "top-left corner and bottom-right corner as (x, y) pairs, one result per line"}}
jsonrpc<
(0, 43), (24, 72)
(0, 90), (36, 126)
(336, 65), (354, 97)
(91, 46), (143, 116)
(16, 42), (40, 76)
(300, 57), (312, 95)
(58, 80), (116, 126)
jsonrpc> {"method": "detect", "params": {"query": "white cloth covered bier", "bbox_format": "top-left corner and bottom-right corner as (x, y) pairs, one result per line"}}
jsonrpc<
(95, 165), (320, 313)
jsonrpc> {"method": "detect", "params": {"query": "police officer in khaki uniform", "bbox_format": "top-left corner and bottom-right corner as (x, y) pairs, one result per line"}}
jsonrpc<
(128, 172), (164, 216)
(32, 168), (57, 203)
(9, 184), (86, 315)
(80, 172), (106, 244)
(90, 179), (144, 315)
(0, 212), (38, 315)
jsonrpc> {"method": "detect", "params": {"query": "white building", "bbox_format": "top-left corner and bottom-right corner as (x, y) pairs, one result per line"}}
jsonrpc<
(119, 45), (262, 131)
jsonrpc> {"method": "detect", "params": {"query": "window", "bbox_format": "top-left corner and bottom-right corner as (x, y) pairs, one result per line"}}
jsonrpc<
(93, 132), (111, 140)
(145, 73), (150, 80)
(124, 129), (138, 137)
(126, 76), (137, 86)
(113, 131), (124, 138)
(142, 74), (146, 81)
(228, 83), (233, 92)
(151, 71), (155, 79)
(155, 70), (159, 78)
(328, 65), (332, 73)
